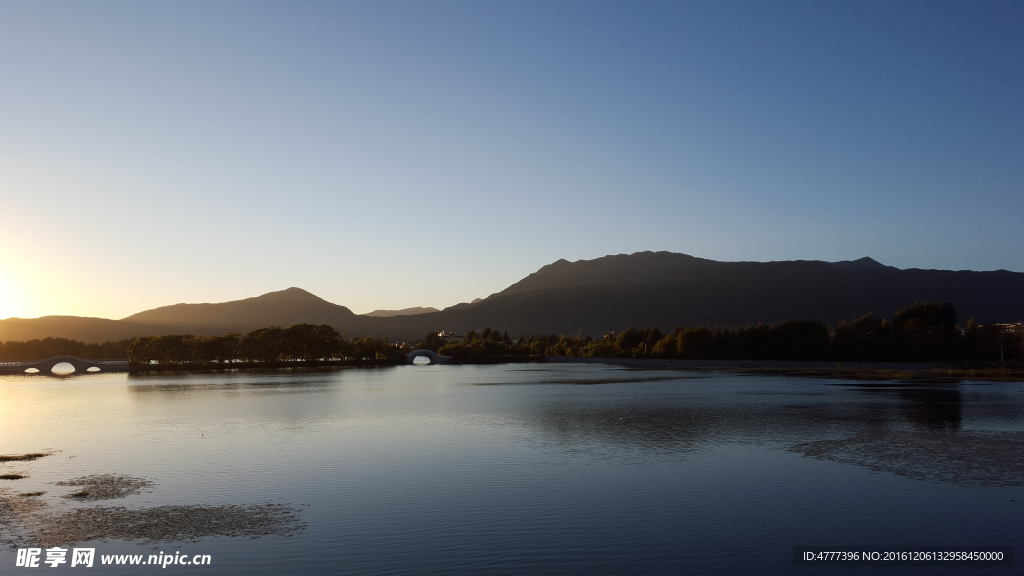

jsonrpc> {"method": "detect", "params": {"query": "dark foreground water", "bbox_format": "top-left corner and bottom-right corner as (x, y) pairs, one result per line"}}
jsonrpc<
(1, 364), (1021, 575)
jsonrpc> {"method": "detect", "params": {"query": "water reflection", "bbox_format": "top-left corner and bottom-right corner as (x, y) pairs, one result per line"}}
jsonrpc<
(529, 406), (720, 456)
(2, 365), (1022, 575)
(126, 378), (338, 395)
(899, 388), (962, 429)
(108, 369), (1024, 488)
(125, 367), (384, 396)
(514, 378), (1018, 486)
(50, 362), (75, 376)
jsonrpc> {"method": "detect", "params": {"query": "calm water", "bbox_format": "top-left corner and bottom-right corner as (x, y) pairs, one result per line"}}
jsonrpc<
(1, 364), (1021, 575)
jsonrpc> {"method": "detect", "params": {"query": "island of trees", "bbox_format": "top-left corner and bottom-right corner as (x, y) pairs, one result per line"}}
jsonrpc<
(126, 325), (407, 366)
(0, 325), (405, 367)
(0, 338), (135, 362)
(0, 302), (1020, 368)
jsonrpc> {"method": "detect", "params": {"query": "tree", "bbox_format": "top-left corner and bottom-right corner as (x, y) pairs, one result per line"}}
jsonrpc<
(893, 302), (958, 361)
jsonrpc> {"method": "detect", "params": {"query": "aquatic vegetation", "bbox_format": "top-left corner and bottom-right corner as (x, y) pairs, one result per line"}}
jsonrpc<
(33, 503), (305, 547)
(3, 477), (304, 548)
(0, 488), (47, 548)
(791, 430), (1024, 487)
(56, 474), (154, 501)
(0, 474), (26, 480)
(0, 453), (49, 463)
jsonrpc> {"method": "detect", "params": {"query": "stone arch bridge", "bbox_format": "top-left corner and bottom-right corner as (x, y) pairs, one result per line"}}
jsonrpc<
(405, 350), (452, 365)
(0, 356), (130, 376)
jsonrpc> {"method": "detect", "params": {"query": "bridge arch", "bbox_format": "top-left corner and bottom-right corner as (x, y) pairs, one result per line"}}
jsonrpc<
(405, 349), (452, 365)
(0, 356), (130, 376)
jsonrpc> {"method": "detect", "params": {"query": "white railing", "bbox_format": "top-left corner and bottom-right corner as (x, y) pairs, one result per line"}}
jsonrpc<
(0, 357), (129, 366)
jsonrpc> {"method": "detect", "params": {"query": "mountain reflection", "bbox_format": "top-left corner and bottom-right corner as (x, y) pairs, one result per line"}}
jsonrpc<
(121, 368), (1022, 487)
(527, 406), (723, 455)
(522, 383), (1021, 487)
(126, 369), (350, 395)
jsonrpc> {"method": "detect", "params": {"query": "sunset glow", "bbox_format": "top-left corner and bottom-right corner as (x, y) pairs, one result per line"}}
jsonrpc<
(1, 2), (1020, 321)
(0, 264), (22, 320)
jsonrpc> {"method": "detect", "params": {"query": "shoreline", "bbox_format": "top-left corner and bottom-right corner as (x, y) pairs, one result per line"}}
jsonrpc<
(543, 356), (1024, 382)
(2, 356), (1021, 382)
(543, 356), (949, 370)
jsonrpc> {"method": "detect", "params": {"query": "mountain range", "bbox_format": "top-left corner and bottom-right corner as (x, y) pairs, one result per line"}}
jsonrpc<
(2, 251), (1022, 343)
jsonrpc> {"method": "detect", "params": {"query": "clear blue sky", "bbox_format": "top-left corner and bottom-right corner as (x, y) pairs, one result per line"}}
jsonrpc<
(1, 0), (1021, 319)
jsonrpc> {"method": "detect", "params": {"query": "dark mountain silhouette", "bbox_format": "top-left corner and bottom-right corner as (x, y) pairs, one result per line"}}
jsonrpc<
(363, 307), (440, 317)
(122, 287), (357, 331)
(2, 252), (1022, 344)
(828, 256), (893, 269)
(497, 252), (717, 295)
(0, 288), (367, 342)
(386, 252), (1023, 340)
(0, 316), (164, 344)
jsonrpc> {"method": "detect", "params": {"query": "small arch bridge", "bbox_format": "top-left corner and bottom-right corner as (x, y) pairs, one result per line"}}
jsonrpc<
(406, 350), (452, 365)
(0, 356), (130, 376)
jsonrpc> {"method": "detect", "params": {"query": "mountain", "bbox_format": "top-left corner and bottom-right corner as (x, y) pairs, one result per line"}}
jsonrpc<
(2, 251), (1023, 343)
(827, 257), (893, 269)
(363, 307), (440, 317)
(497, 252), (717, 295)
(0, 316), (163, 344)
(122, 287), (357, 332)
(418, 254), (1024, 338)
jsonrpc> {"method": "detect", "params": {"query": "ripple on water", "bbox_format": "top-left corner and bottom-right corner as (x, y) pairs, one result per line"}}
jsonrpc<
(790, 429), (1024, 487)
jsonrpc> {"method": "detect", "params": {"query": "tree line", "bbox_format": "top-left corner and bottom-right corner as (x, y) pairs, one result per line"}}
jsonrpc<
(1, 302), (1020, 366)
(0, 337), (135, 361)
(412, 302), (1022, 365)
(1, 325), (410, 366)
(127, 324), (406, 365)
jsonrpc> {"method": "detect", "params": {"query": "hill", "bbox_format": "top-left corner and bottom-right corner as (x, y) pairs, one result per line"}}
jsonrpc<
(122, 287), (358, 331)
(362, 307), (440, 317)
(2, 252), (1022, 343)
(0, 315), (164, 344)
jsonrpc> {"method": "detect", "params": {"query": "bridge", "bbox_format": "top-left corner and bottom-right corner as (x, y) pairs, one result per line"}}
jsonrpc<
(405, 349), (452, 365)
(0, 356), (131, 376)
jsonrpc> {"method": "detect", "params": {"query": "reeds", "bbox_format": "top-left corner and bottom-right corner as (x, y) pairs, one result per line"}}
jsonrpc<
(0, 453), (50, 463)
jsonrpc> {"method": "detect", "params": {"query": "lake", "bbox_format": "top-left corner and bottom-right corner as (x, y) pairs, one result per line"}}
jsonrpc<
(1, 364), (1021, 575)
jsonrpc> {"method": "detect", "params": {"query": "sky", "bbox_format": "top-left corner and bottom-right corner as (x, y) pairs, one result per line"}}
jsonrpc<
(1, 0), (1022, 320)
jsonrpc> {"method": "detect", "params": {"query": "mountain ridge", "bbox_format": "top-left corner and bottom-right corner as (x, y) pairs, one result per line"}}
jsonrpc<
(121, 287), (356, 331)
(363, 307), (440, 317)
(2, 251), (1022, 343)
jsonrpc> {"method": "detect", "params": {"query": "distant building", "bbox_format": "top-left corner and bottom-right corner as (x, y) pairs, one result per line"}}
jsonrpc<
(992, 323), (1024, 335)
(437, 330), (464, 342)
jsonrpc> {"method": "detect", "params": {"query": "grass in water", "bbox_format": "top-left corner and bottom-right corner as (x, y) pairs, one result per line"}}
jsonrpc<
(0, 474), (26, 480)
(57, 475), (154, 501)
(18, 492), (45, 497)
(34, 503), (306, 547)
(0, 453), (50, 463)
